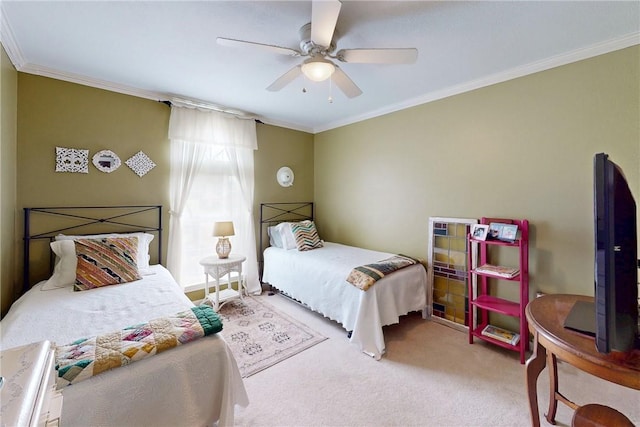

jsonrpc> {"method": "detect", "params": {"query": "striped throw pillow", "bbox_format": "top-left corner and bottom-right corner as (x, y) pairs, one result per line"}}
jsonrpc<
(74, 237), (141, 291)
(291, 220), (323, 251)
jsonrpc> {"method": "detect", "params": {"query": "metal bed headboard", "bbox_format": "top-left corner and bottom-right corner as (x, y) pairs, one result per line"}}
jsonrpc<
(258, 202), (314, 273)
(23, 205), (163, 293)
(259, 202), (314, 250)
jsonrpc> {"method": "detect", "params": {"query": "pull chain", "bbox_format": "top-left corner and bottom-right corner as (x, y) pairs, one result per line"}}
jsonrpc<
(328, 78), (333, 103)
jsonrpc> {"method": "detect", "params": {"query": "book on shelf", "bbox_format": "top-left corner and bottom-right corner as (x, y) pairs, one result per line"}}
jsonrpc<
(481, 324), (520, 345)
(475, 264), (519, 278)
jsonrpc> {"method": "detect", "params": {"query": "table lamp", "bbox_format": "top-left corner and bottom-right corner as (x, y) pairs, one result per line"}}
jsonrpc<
(213, 221), (234, 259)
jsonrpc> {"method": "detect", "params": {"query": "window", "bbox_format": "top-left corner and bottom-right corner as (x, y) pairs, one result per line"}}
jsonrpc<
(178, 146), (239, 289)
(167, 106), (259, 294)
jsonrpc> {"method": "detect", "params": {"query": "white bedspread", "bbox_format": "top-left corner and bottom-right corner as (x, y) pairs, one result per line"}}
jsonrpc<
(0, 265), (249, 427)
(262, 242), (428, 359)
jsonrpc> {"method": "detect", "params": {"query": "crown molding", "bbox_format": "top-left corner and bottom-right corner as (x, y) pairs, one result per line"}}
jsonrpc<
(20, 63), (164, 102)
(255, 117), (313, 133)
(314, 32), (640, 133)
(1, 1), (163, 103)
(0, 4), (26, 69)
(2, 11), (637, 136)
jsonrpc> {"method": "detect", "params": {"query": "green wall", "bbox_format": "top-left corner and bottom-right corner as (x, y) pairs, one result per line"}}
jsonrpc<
(315, 46), (640, 306)
(7, 74), (313, 310)
(17, 74), (171, 210)
(1, 44), (18, 317)
(16, 74), (171, 286)
(254, 124), (314, 250)
(3, 46), (638, 317)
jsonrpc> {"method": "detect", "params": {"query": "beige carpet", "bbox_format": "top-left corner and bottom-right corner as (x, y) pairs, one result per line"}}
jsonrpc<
(216, 296), (327, 377)
(234, 293), (639, 427)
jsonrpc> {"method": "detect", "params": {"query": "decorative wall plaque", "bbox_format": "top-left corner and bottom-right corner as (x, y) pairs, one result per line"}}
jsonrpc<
(92, 150), (121, 173)
(125, 151), (156, 177)
(55, 147), (89, 173)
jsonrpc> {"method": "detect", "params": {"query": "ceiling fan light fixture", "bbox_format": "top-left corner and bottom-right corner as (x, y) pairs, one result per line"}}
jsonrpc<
(301, 57), (335, 82)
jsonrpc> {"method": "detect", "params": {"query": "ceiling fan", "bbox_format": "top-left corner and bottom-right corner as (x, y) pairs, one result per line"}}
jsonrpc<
(216, 0), (418, 98)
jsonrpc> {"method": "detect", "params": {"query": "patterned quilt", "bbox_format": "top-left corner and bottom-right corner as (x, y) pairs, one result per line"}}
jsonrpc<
(55, 305), (222, 389)
(346, 254), (420, 291)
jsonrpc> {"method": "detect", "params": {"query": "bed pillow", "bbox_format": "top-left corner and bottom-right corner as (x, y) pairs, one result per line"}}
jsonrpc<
(74, 237), (141, 291)
(277, 222), (298, 250)
(291, 220), (323, 251)
(268, 223), (297, 250)
(267, 226), (284, 248)
(41, 240), (77, 290)
(55, 232), (154, 273)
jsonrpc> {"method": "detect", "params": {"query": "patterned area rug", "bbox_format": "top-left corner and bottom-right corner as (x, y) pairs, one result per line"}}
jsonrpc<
(215, 296), (327, 378)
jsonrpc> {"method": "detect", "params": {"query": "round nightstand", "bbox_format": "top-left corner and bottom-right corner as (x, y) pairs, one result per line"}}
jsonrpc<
(199, 254), (247, 310)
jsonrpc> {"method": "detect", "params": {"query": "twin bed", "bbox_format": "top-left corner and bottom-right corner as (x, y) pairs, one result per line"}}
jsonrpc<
(1, 202), (428, 426)
(259, 203), (429, 360)
(1, 206), (248, 427)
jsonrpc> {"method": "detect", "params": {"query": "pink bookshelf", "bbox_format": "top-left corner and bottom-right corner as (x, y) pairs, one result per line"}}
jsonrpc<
(468, 217), (529, 364)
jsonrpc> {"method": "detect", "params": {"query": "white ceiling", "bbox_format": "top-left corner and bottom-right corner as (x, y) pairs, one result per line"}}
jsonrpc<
(2, 1), (639, 133)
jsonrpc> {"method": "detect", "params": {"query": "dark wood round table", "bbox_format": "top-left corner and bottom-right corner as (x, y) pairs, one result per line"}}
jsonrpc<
(524, 294), (639, 426)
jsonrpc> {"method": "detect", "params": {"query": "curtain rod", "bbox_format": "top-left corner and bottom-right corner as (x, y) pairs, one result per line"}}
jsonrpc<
(159, 100), (263, 124)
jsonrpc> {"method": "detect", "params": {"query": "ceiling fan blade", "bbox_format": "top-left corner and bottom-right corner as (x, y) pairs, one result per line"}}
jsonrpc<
(311, 0), (342, 47)
(331, 66), (362, 98)
(217, 37), (300, 57)
(267, 65), (303, 91)
(336, 48), (418, 64)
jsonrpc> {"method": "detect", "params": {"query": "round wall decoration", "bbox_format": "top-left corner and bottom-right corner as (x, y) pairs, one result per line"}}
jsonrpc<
(277, 166), (294, 187)
(92, 150), (121, 173)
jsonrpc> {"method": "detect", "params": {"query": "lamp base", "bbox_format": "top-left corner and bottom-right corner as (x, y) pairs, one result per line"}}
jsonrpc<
(216, 237), (231, 259)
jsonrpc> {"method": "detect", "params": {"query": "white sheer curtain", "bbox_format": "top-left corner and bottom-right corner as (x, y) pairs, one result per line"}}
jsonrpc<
(167, 106), (260, 294)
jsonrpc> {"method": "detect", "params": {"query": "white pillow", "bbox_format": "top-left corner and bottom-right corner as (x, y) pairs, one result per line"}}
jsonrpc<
(267, 226), (284, 248)
(54, 232), (154, 272)
(41, 240), (77, 290)
(275, 222), (297, 250)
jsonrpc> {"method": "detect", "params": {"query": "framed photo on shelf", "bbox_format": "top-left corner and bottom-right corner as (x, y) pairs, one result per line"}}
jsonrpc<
(499, 224), (519, 242)
(488, 223), (504, 240)
(471, 224), (490, 241)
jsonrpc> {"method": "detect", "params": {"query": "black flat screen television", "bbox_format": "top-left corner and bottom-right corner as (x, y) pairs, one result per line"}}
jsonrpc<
(592, 152), (638, 353)
(565, 153), (639, 352)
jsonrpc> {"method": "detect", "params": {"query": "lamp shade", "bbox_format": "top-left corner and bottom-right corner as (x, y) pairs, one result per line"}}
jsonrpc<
(213, 221), (235, 237)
